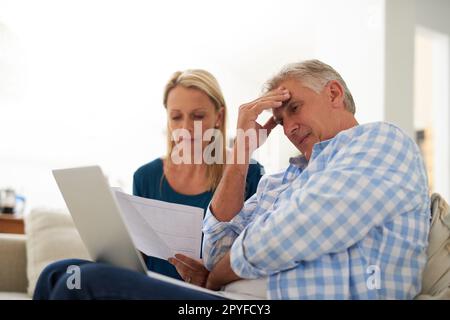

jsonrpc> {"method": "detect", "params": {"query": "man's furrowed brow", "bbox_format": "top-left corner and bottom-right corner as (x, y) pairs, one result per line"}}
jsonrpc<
(285, 97), (304, 110)
(272, 108), (285, 125)
(282, 97), (292, 108)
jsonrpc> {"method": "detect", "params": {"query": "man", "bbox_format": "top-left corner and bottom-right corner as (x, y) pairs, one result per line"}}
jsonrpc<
(170, 59), (430, 299)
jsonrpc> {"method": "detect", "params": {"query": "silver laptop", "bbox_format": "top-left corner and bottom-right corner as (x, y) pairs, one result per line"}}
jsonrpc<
(52, 165), (240, 299)
(53, 166), (148, 273)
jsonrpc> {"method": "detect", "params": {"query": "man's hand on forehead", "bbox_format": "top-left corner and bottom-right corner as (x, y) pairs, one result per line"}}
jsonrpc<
(234, 86), (290, 153)
(270, 86), (293, 126)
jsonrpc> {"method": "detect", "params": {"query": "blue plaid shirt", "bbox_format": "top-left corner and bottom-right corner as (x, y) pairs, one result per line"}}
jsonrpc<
(203, 122), (430, 299)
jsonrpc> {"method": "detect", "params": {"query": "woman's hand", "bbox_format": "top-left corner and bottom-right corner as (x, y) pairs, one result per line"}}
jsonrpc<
(168, 254), (210, 287)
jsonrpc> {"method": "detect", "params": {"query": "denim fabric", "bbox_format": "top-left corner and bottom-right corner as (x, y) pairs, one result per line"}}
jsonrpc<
(34, 259), (225, 300)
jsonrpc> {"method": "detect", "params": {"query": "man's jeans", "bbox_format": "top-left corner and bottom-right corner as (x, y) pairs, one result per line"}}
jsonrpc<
(33, 259), (225, 300)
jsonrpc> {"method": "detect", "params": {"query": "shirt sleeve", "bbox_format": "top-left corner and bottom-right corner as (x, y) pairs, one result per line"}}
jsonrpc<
(202, 193), (260, 271)
(230, 125), (429, 278)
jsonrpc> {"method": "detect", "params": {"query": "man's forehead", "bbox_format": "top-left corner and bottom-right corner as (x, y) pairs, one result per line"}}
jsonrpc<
(278, 78), (313, 96)
(272, 96), (292, 117)
(270, 80), (311, 120)
(278, 78), (304, 90)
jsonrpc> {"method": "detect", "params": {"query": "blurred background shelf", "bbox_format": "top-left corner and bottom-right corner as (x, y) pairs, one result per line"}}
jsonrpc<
(0, 214), (25, 234)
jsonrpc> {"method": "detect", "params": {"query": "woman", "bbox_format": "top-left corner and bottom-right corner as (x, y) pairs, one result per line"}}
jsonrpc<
(133, 69), (263, 280)
(33, 69), (263, 299)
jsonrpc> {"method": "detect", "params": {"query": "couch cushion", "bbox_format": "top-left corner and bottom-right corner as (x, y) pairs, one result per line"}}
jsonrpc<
(0, 234), (27, 293)
(0, 292), (31, 300)
(24, 208), (90, 297)
(416, 193), (450, 299)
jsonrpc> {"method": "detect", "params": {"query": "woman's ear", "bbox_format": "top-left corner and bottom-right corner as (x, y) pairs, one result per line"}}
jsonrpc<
(215, 106), (225, 127)
(328, 80), (345, 109)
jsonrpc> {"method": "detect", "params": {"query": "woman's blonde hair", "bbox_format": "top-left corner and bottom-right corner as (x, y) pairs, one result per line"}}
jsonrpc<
(163, 69), (227, 191)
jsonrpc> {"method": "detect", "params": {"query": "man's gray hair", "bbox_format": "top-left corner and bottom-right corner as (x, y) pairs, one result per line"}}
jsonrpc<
(264, 59), (356, 114)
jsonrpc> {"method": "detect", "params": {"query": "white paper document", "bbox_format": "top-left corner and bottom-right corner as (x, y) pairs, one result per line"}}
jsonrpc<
(112, 189), (204, 260)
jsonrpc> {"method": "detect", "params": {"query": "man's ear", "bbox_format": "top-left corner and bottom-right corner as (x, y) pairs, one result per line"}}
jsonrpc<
(327, 80), (345, 109)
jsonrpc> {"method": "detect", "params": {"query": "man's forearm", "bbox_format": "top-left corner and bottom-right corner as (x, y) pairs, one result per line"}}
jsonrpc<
(210, 147), (249, 221)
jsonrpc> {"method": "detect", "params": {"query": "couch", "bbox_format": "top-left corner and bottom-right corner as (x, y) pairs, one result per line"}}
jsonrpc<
(0, 208), (90, 299)
(0, 195), (449, 300)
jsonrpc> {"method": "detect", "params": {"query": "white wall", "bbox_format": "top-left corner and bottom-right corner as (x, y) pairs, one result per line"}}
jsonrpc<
(416, 0), (450, 35)
(0, 0), (389, 210)
(415, 0), (450, 200)
(384, 0), (415, 138)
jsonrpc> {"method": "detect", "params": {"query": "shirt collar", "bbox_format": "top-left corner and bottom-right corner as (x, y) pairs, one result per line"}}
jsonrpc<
(288, 155), (308, 169)
(288, 138), (333, 168)
(311, 138), (332, 157)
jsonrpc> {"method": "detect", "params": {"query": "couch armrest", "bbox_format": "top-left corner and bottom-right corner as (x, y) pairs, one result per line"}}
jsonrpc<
(0, 233), (28, 293)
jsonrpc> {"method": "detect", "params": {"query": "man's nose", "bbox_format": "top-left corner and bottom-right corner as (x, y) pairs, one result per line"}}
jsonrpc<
(283, 118), (299, 137)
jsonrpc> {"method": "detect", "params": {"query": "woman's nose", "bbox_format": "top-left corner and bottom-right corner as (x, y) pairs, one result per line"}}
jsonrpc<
(181, 119), (193, 130)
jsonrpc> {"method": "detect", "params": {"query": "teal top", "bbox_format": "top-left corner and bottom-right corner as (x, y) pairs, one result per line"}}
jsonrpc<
(133, 158), (264, 280)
